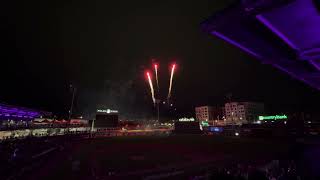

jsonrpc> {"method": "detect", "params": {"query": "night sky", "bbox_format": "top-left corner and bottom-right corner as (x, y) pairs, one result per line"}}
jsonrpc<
(2, 0), (320, 119)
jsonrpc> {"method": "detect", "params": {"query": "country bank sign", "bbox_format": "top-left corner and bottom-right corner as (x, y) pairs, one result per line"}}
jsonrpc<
(258, 115), (288, 121)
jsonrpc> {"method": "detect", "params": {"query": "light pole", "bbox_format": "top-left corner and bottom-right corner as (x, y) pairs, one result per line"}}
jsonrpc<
(69, 85), (76, 120)
(231, 111), (235, 133)
(155, 99), (160, 122)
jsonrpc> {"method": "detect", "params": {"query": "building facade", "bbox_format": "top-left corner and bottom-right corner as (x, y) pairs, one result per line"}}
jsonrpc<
(195, 106), (224, 126)
(225, 102), (264, 125)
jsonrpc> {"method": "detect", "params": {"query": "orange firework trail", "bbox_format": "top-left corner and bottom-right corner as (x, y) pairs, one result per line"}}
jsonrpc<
(146, 72), (156, 104)
(167, 64), (176, 100)
(154, 64), (159, 90)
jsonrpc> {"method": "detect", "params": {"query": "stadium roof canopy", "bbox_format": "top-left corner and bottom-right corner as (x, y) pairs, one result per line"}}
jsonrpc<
(202, 0), (320, 90)
(0, 103), (52, 119)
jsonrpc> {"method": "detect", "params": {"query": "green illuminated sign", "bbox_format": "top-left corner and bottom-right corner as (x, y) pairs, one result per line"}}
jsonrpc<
(178, 117), (195, 122)
(201, 121), (209, 127)
(258, 115), (288, 121)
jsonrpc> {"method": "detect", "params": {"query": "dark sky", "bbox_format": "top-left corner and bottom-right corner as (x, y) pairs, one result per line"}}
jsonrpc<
(1, 0), (320, 118)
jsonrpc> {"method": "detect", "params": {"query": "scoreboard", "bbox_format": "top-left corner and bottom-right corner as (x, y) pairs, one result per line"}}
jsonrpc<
(95, 109), (119, 128)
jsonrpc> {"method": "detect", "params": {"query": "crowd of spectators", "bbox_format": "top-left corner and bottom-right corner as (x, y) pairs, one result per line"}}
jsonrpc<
(0, 132), (313, 180)
(204, 160), (301, 180)
(0, 134), (90, 180)
(0, 137), (57, 179)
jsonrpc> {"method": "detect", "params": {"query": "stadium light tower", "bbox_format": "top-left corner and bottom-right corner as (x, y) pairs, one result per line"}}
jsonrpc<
(69, 84), (76, 120)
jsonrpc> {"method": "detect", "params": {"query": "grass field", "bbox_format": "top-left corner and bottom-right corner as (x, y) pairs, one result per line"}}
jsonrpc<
(25, 135), (294, 179)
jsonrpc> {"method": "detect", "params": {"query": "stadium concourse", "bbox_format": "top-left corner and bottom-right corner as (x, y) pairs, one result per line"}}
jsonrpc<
(0, 102), (92, 139)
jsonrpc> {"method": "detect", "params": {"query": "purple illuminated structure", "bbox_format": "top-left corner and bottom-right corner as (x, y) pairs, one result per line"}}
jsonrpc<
(0, 103), (52, 120)
(201, 0), (320, 90)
